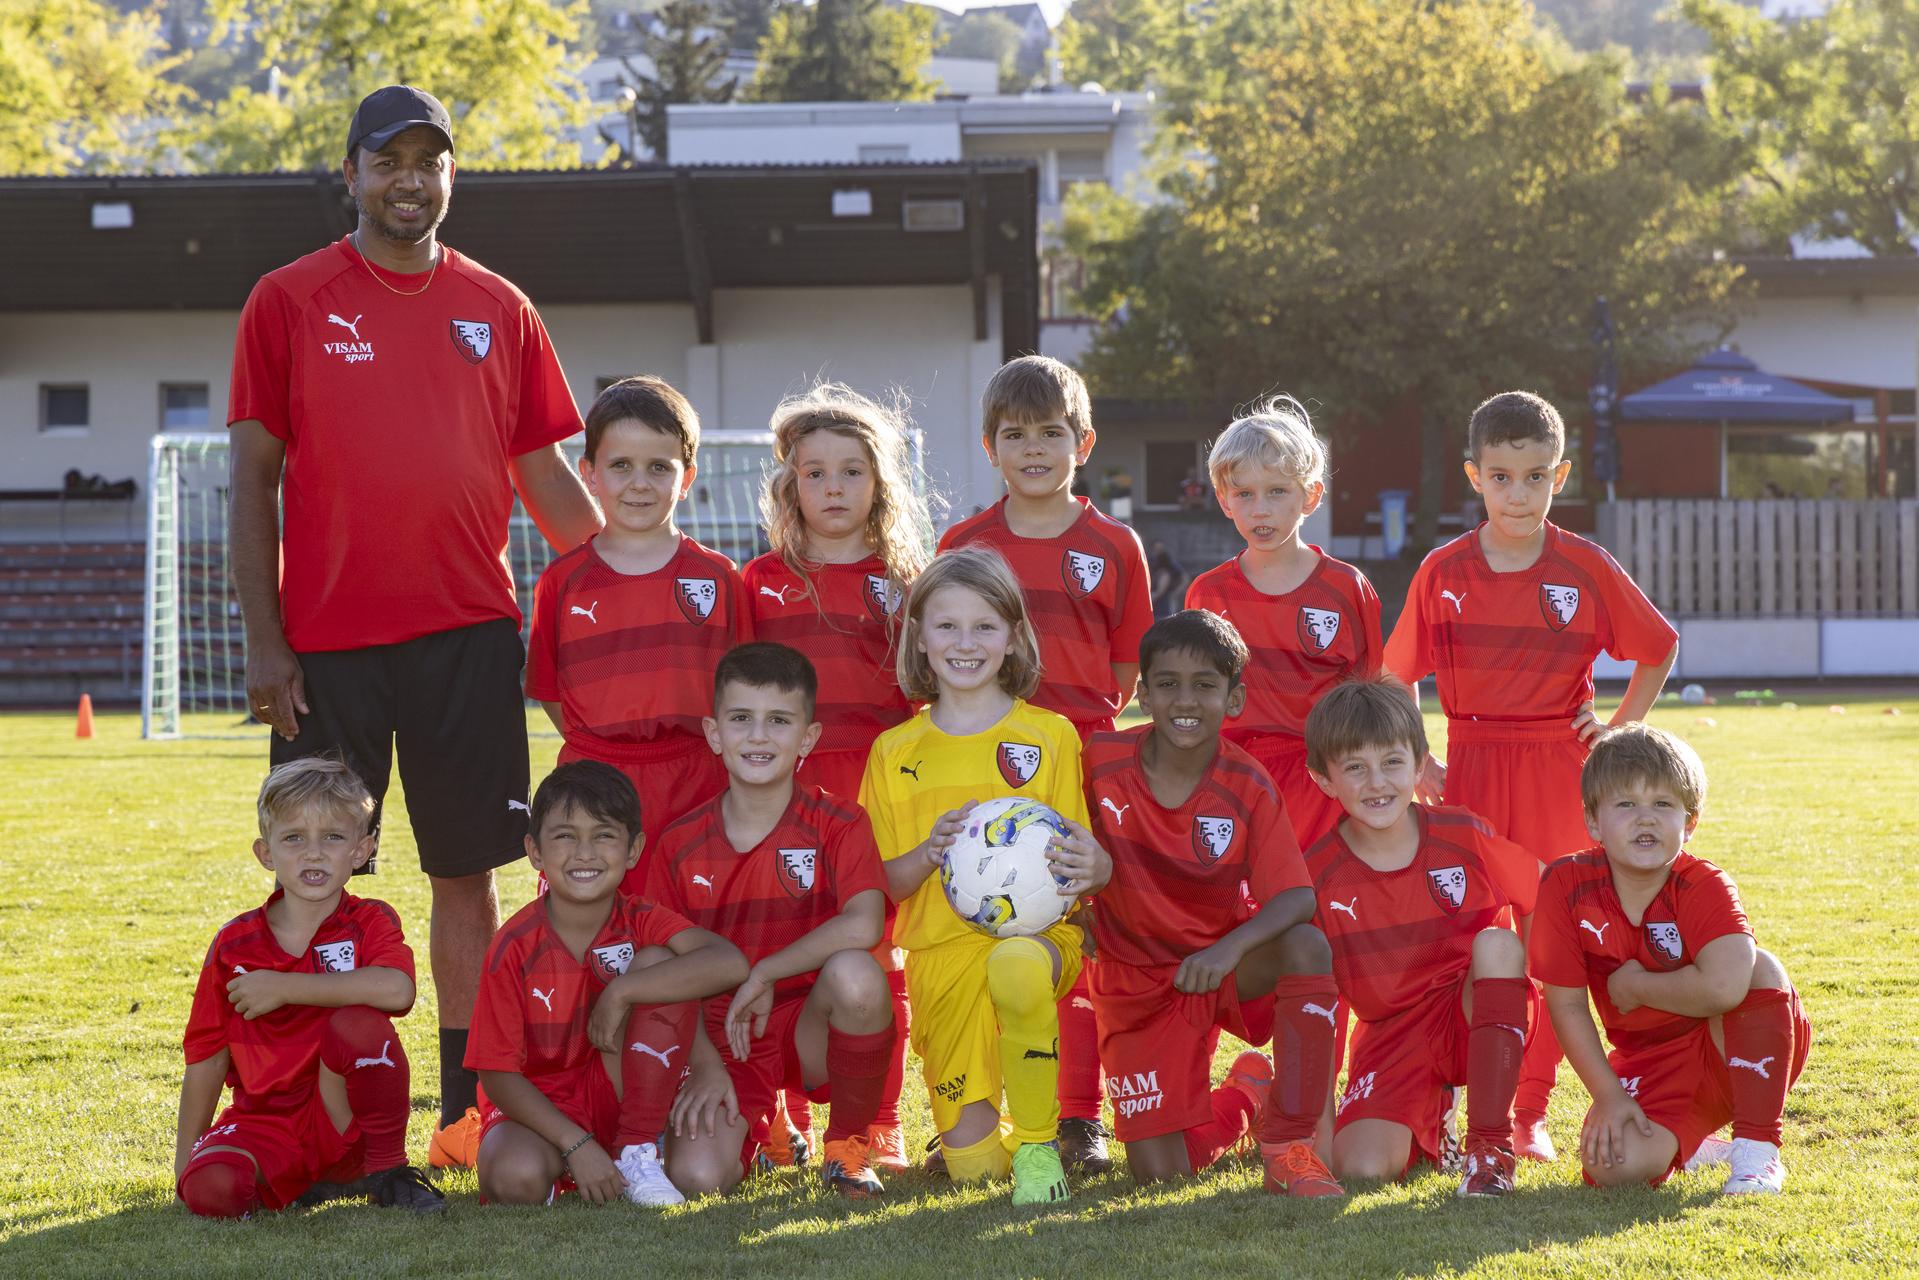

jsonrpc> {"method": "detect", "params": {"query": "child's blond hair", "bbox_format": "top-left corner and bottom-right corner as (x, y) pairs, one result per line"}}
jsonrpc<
(981, 355), (1092, 442)
(256, 756), (375, 837)
(895, 546), (1042, 702)
(1208, 395), (1328, 493)
(1581, 723), (1707, 818)
(1304, 675), (1428, 776)
(760, 383), (933, 613)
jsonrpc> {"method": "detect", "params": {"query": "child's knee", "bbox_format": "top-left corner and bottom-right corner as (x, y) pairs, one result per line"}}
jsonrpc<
(1751, 948), (1790, 992)
(179, 1149), (259, 1219)
(984, 937), (1054, 1018)
(478, 1153), (556, 1206)
(320, 1005), (400, 1067)
(667, 1145), (745, 1198)
(1470, 926), (1527, 977)
(817, 948), (888, 1010)
(1331, 1146), (1402, 1182)
(1277, 922), (1332, 974)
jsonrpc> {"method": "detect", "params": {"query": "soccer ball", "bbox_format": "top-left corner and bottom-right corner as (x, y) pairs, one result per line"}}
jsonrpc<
(940, 797), (1073, 939)
(1680, 683), (1707, 706)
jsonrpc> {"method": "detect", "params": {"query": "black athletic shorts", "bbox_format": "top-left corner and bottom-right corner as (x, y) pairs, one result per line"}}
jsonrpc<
(269, 617), (530, 879)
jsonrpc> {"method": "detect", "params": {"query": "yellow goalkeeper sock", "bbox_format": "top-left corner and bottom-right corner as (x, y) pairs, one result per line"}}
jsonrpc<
(986, 936), (1061, 1147)
(943, 1126), (1014, 1183)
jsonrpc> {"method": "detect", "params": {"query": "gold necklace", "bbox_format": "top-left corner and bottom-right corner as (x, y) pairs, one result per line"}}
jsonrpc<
(349, 231), (440, 297)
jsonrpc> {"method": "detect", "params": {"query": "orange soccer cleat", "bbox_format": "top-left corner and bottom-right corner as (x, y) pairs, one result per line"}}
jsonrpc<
(821, 1135), (885, 1200)
(1260, 1138), (1345, 1198)
(428, 1107), (482, 1170)
(867, 1123), (909, 1172)
(755, 1093), (810, 1172)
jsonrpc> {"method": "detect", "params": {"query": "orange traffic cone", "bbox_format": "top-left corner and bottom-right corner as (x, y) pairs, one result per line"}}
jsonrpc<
(75, 693), (94, 739)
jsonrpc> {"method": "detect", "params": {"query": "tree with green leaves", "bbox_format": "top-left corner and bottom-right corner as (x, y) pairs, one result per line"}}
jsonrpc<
(718, 0), (782, 52)
(1055, 0), (1180, 92)
(943, 11), (1025, 93)
(0, 0), (188, 174)
(618, 0), (738, 160)
(1064, 0), (1746, 545)
(1684, 0), (1918, 254)
(187, 0), (592, 171)
(750, 0), (936, 103)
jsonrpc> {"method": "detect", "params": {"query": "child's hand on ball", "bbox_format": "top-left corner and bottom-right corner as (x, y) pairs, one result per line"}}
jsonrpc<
(1047, 819), (1111, 897)
(924, 801), (976, 870)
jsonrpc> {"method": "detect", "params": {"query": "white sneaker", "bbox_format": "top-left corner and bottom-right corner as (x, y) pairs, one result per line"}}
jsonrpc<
(617, 1142), (685, 1206)
(1684, 1135), (1735, 1173)
(1435, 1086), (1463, 1174)
(1723, 1137), (1785, 1195)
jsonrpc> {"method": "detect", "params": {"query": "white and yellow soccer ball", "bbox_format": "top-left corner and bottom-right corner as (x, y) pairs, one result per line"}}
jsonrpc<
(940, 796), (1073, 938)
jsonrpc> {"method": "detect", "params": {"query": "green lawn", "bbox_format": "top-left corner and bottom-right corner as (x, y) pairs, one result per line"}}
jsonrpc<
(2, 700), (1916, 1278)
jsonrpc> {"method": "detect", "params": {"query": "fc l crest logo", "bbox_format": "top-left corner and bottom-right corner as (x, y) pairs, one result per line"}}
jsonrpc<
(1645, 921), (1683, 964)
(1297, 606), (1341, 653)
(449, 320), (492, 364)
(676, 577), (718, 623)
(997, 742), (1041, 787)
(864, 573), (900, 621)
(312, 940), (356, 972)
(1062, 549), (1106, 598)
(777, 848), (817, 897)
(1541, 583), (1580, 631)
(590, 942), (634, 979)
(1193, 816), (1234, 862)
(1427, 865), (1467, 914)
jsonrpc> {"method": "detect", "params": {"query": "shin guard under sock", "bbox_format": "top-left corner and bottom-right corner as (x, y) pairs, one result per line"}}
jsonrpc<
(1467, 978), (1532, 1150)
(986, 937), (1062, 1145)
(875, 967), (911, 1128)
(616, 1000), (698, 1148)
(1264, 975), (1340, 1145)
(824, 1024), (897, 1142)
(320, 1005), (411, 1170)
(1055, 970), (1104, 1122)
(1723, 987), (1795, 1146)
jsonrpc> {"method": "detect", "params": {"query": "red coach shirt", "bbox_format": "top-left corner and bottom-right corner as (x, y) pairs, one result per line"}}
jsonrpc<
(939, 497), (1153, 728)
(525, 536), (746, 750)
(465, 895), (695, 1080)
(643, 785), (886, 1005)
(1305, 805), (1537, 1023)
(742, 553), (910, 754)
(1384, 522), (1677, 722)
(228, 239), (583, 652)
(1531, 849), (1751, 1054)
(184, 889), (414, 1111)
(1084, 728), (1310, 969)
(1183, 549), (1383, 740)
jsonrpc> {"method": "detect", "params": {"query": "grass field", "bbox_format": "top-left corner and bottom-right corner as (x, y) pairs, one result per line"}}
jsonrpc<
(3, 698), (1917, 1278)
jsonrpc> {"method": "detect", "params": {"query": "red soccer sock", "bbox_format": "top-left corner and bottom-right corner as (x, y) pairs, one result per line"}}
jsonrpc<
(616, 1000), (698, 1148)
(874, 967), (911, 1128)
(783, 1087), (814, 1140)
(179, 1149), (260, 1219)
(1262, 975), (1340, 1145)
(1513, 992), (1561, 1121)
(1467, 978), (1533, 1150)
(1056, 971), (1104, 1122)
(320, 1005), (410, 1171)
(1723, 987), (1794, 1146)
(1183, 1082), (1259, 1173)
(823, 1024), (898, 1143)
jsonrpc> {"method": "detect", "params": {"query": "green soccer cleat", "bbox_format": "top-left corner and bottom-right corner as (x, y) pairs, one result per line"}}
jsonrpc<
(1010, 1141), (1071, 1207)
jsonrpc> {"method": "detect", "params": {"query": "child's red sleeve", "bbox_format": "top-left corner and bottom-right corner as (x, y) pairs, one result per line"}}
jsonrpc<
(1594, 547), (1678, 664)
(524, 561), (562, 703)
(1527, 865), (1586, 988)
(1353, 571), (1385, 678)
(722, 561), (749, 646)
(507, 301), (585, 457)
(1680, 863), (1751, 951)
(182, 936), (231, 1065)
(828, 806), (888, 908)
(463, 947), (526, 1074)
(1383, 558), (1435, 685)
(632, 898), (698, 949)
(357, 899), (417, 1015)
(1481, 826), (1540, 916)
(1111, 534), (1154, 663)
(1248, 782), (1311, 903)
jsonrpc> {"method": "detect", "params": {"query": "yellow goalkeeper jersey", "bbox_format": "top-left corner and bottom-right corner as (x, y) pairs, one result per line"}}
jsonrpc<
(860, 699), (1090, 953)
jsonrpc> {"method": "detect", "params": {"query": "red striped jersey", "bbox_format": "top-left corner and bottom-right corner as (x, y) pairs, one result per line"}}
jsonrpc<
(465, 894), (694, 1079)
(642, 784), (887, 1004)
(1305, 805), (1538, 1023)
(1083, 727), (1310, 969)
(184, 889), (414, 1111)
(525, 535), (746, 749)
(741, 553), (910, 755)
(1384, 522), (1676, 722)
(1531, 849), (1750, 1053)
(1183, 548), (1383, 740)
(938, 497), (1154, 728)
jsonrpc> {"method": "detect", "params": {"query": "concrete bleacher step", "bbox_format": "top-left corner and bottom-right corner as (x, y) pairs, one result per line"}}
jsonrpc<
(0, 541), (150, 707)
(0, 542), (144, 572)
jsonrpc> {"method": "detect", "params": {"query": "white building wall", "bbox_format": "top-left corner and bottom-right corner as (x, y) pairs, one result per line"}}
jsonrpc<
(1730, 293), (1919, 389)
(670, 105), (965, 165)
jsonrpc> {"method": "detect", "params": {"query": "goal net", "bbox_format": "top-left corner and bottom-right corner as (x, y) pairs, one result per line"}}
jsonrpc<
(140, 430), (790, 739)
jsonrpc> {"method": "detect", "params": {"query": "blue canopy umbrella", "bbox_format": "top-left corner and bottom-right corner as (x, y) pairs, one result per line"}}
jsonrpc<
(1620, 347), (1855, 424)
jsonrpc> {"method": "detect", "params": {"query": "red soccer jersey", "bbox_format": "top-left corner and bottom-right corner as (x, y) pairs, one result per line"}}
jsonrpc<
(1084, 728), (1310, 969)
(1383, 521), (1676, 722)
(466, 894), (696, 1080)
(525, 535), (746, 749)
(938, 497), (1154, 728)
(1305, 805), (1538, 1023)
(183, 889), (414, 1112)
(1530, 849), (1752, 1054)
(227, 239), (583, 652)
(741, 553), (910, 755)
(642, 784), (887, 1004)
(1183, 548), (1383, 741)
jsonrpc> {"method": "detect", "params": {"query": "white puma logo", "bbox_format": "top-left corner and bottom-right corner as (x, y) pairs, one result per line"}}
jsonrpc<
(1099, 797), (1130, 826)
(692, 874), (713, 890)
(1729, 1055), (1775, 1079)
(570, 601), (599, 624)
(353, 1039), (396, 1070)
(1579, 919), (1611, 944)
(629, 1041), (680, 1068)
(1328, 897), (1358, 920)
(326, 313), (363, 340)
(1441, 590), (1467, 614)
(531, 987), (554, 1012)
(1301, 1001), (1337, 1026)
(507, 798), (530, 814)
(758, 584), (796, 604)
(231, 964), (248, 974)
(1072, 996), (1094, 1012)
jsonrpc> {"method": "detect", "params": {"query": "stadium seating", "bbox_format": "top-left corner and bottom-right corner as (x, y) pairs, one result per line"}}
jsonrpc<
(0, 542), (144, 708)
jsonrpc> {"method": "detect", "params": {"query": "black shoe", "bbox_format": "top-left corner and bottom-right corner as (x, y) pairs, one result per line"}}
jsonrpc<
(1057, 1117), (1112, 1175)
(366, 1165), (447, 1214)
(922, 1134), (947, 1178)
(292, 1179), (365, 1209)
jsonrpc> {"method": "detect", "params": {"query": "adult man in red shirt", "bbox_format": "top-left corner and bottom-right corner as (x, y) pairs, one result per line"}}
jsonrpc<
(227, 85), (601, 1167)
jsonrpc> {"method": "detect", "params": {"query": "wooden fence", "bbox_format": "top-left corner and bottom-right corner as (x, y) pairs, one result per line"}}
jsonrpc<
(1596, 499), (1919, 618)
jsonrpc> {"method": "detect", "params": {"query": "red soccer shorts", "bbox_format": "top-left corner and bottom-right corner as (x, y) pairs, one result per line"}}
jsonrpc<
(706, 994), (832, 1172)
(1089, 960), (1277, 1143)
(796, 748), (870, 807)
(177, 1099), (362, 1210)
(556, 735), (728, 890)
(1443, 719), (1591, 863)
(477, 1061), (622, 1157)
(1600, 988), (1812, 1182)
(1242, 733), (1345, 851)
(1335, 971), (1541, 1166)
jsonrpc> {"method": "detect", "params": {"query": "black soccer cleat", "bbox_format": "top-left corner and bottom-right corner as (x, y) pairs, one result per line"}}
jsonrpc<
(366, 1164), (447, 1214)
(1056, 1117), (1113, 1175)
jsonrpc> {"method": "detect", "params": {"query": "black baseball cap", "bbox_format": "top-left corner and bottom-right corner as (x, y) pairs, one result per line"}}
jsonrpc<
(345, 85), (454, 158)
